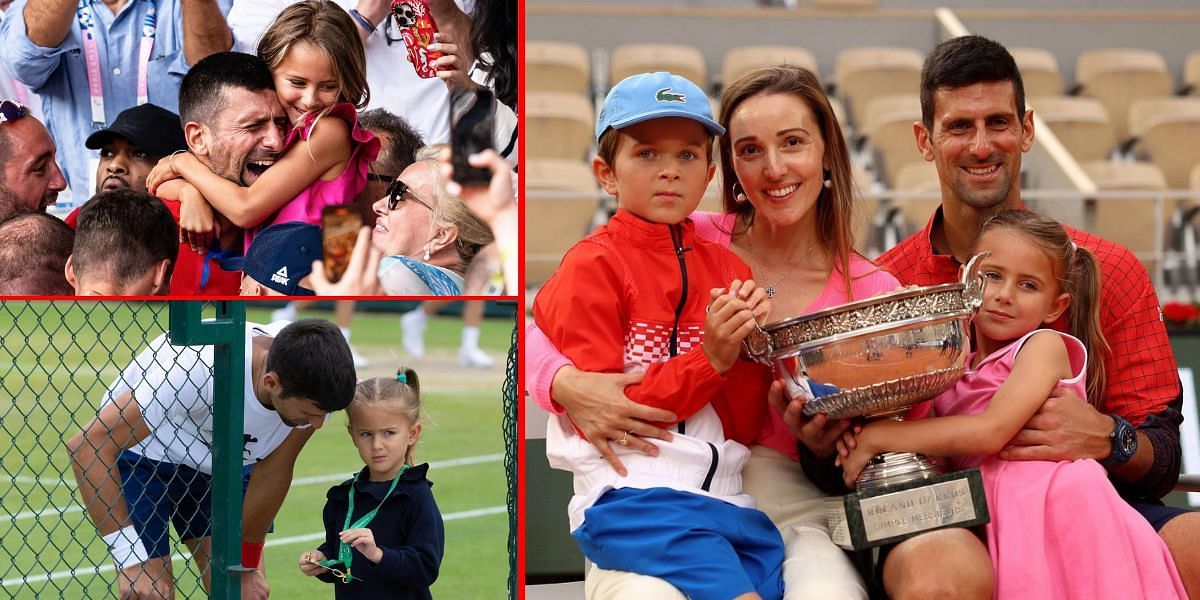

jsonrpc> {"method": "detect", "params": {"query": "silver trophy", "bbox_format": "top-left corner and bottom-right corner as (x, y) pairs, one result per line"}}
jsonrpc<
(744, 254), (990, 549)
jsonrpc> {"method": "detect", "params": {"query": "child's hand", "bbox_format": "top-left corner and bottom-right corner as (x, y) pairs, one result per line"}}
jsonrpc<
(177, 186), (218, 254)
(703, 288), (759, 374)
(835, 424), (874, 488)
(340, 528), (383, 563)
(298, 550), (327, 576)
(146, 152), (189, 196)
(727, 278), (770, 323)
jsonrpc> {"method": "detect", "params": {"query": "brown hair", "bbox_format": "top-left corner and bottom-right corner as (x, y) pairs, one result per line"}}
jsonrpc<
(717, 65), (857, 300)
(978, 210), (1108, 403)
(257, 0), (370, 110)
(594, 127), (715, 170)
(349, 367), (422, 465)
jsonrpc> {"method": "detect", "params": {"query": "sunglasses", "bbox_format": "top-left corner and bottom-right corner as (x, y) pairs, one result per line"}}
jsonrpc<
(385, 179), (433, 212)
(0, 99), (27, 124)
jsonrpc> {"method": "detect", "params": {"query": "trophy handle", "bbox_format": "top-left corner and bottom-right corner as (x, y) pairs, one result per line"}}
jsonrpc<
(960, 251), (991, 310)
(742, 324), (774, 364)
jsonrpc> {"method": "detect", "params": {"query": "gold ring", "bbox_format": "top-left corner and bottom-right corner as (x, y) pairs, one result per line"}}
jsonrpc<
(617, 431), (629, 446)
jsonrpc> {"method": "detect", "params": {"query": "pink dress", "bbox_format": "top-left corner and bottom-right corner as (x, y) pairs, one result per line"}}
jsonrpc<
(931, 330), (1186, 599)
(246, 102), (380, 246)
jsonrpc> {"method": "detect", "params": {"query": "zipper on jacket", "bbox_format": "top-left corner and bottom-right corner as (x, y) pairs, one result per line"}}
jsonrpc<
(700, 442), (719, 491)
(669, 223), (689, 436)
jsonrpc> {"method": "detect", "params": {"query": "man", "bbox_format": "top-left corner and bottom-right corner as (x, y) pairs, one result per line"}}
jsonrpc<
(65, 188), (178, 295)
(839, 35), (1198, 599)
(0, 211), (73, 294)
(86, 103), (187, 194)
(0, 0), (234, 205)
(66, 318), (357, 600)
(356, 107), (425, 222)
(0, 99), (66, 222)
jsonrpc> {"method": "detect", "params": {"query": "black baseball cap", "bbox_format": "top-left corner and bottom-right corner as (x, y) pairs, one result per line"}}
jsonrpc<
(84, 103), (187, 158)
(224, 222), (322, 296)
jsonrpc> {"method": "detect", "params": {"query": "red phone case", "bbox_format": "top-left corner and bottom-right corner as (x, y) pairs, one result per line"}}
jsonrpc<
(391, 0), (443, 79)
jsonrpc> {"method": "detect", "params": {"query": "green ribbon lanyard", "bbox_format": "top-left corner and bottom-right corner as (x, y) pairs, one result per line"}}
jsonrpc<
(320, 465), (409, 583)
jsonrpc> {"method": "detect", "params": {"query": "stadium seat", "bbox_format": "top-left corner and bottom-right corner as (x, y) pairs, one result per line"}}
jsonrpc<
(861, 94), (922, 186)
(890, 161), (941, 235)
(1181, 51), (1200, 96)
(526, 159), (600, 286)
(1128, 97), (1200, 188)
(833, 47), (923, 128)
(720, 45), (818, 89)
(1083, 160), (1169, 274)
(1192, 163), (1200, 191)
(1029, 95), (1115, 162)
(851, 163), (877, 252)
(1074, 48), (1173, 143)
(1011, 47), (1063, 98)
(610, 43), (707, 88)
(527, 41), (592, 95)
(526, 92), (595, 162)
(523, 399), (587, 595)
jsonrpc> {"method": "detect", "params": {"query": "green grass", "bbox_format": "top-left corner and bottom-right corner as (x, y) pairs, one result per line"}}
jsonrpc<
(0, 302), (515, 599)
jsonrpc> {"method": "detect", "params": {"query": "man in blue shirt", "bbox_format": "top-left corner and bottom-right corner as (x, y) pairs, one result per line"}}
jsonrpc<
(0, 0), (233, 207)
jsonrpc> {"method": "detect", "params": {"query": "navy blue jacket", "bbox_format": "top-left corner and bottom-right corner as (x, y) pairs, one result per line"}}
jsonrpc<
(316, 463), (444, 599)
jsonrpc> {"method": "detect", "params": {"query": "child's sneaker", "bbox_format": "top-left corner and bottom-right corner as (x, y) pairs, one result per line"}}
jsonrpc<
(457, 346), (493, 368)
(401, 309), (427, 359)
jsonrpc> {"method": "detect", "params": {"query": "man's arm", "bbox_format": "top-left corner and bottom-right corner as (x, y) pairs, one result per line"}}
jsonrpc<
(243, 426), (316, 543)
(180, 0), (232, 66)
(66, 389), (152, 536)
(22, 0), (75, 49)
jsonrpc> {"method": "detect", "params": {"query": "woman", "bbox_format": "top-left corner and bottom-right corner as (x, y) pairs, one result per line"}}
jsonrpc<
(371, 150), (493, 295)
(526, 66), (899, 598)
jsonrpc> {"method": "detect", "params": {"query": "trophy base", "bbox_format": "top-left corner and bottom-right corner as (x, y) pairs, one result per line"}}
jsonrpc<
(827, 468), (989, 550)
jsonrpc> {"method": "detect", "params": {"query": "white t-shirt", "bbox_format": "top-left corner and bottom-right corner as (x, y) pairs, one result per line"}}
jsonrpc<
(227, 0), (474, 145)
(102, 321), (301, 475)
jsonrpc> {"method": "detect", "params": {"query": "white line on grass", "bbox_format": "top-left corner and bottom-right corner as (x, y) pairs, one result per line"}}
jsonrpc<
(1, 505), (506, 588)
(8, 453), (504, 523)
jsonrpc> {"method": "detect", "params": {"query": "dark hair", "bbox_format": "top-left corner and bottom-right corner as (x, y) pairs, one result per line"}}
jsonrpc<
(718, 65), (857, 301)
(920, 35), (1025, 131)
(179, 52), (276, 126)
(0, 126), (10, 179)
(595, 127), (715, 170)
(73, 189), (178, 289)
(350, 367), (422, 464)
(977, 210), (1108, 403)
(468, 0), (517, 109)
(358, 109), (424, 176)
(0, 212), (74, 294)
(266, 318), (357, 412)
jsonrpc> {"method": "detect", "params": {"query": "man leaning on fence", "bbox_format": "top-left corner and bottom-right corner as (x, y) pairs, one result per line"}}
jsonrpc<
(67, 318), (357, 599)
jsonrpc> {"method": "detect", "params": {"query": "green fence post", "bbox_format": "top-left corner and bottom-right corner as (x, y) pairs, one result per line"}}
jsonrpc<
(168, 301), (246, 600)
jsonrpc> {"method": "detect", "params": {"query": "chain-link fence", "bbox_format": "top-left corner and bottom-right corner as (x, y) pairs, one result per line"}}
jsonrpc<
(504, 313), (518, 600)
(1, 301), (246, 599)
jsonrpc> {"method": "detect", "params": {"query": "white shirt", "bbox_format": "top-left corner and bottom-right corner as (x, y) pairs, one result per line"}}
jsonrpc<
(102, 321), (303, 474)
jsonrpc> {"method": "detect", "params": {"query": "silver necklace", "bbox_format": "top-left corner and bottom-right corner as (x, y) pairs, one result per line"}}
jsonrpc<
(745, 235), (814, 298)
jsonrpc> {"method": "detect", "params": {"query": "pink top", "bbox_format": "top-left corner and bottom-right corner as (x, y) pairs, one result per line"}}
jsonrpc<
(526, 211), (901, 460)
(246, 102), (380, 246)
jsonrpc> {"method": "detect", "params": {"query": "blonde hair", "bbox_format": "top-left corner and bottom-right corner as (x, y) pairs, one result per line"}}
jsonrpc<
(413, 146), (495, 273)
(977, 210), (1109, 403)
(717, 66), (858, 301)
(349, 367), (422, 465)
(257, 0), (370, 110)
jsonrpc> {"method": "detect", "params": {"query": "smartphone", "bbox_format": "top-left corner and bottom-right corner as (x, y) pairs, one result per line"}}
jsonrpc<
(449, 87), (495, 186)
(391, 0), (442, 79)
(322, 205), (362, 284)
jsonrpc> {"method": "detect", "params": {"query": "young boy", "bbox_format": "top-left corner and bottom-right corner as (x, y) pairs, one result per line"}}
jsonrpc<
(533, 72), (784, 600)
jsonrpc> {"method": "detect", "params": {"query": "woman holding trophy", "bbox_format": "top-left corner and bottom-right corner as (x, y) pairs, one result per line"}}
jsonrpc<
(526, 65), (898, 598)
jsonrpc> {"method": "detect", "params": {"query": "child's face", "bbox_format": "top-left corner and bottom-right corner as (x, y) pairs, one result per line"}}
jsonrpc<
(593, 118), (715, 225)
(348, 405), (421, 481)
(974, 228), (1070, 345)
(272, 40), (341, 123)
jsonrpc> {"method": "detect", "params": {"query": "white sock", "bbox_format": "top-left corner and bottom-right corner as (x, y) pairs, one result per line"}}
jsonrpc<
(461, 326), (481, 351)
(340, 327), (352, 343)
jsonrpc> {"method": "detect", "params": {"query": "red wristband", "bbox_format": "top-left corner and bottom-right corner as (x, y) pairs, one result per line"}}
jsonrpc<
(242, 540), (264, 569)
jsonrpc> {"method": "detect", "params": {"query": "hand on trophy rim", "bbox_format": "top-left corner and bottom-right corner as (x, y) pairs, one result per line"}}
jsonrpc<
(769, 379), (857, 459)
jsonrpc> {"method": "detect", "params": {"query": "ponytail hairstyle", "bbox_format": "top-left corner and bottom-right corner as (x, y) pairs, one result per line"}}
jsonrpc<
(257, 0), (370, 110)
(979, 210), (1109, 403)
(349, 367), (422, 465)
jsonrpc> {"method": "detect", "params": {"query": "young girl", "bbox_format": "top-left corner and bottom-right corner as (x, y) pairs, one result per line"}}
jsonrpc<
(298, 368), (444, 599)
(837, 210), (1186, 599)
(150, 0), (379, 250)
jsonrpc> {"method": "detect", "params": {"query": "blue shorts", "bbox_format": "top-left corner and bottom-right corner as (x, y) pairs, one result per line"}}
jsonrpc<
(116, 450), (258, 559)
(572, 487), (785, 600)
(1130, 498), (1193, 531)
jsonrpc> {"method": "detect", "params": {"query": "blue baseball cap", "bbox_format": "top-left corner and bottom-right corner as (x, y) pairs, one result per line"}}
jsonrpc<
(595, 71), (724, 140)
(224, 222), (322, 296)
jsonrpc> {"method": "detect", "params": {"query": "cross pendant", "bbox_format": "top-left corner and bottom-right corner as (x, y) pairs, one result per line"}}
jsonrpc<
(765, 286), (776, 298)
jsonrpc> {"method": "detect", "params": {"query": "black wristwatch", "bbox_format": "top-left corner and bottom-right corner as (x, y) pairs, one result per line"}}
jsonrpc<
(1101, 414), (1138, 468)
